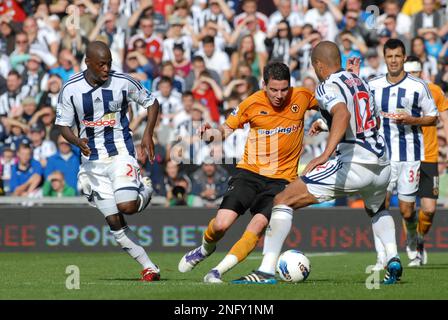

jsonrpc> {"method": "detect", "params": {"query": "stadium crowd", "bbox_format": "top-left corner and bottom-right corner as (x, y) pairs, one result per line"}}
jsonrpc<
(0, 0), (447, 207)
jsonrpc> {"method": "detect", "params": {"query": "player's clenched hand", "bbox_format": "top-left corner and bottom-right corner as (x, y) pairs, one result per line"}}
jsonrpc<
(346, 57), (361, 75)
(76, 138), (91, 157)
(140, 133), (155, 164)
(198, 122), (214, 142)
(308, 119), (328, 136)
(302, 154), (330, 176)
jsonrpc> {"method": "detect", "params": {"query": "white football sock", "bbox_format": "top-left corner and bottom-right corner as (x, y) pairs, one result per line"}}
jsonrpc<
(201, 236), (216, 256)
(214, 254), (238, 275)
(371, 210), (398, 262)
(373, 228), (387, 266)
(259, 205), (293, 275)
(112, 227), (158, 271)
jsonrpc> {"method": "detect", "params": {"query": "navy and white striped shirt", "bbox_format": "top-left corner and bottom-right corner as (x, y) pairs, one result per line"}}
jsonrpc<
(368, 73), (438, 162)
(316, 69), (389, 165)
(55, 71), (156, 161)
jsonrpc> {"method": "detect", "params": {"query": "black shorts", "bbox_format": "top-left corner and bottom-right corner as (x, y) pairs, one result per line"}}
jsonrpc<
(219, 168), (289, 219)
(417, 162), (439, 199)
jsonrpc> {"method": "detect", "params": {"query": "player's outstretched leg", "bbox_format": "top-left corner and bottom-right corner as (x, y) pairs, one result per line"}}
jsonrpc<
(204, 215), (266, 283)
(107, 214), (160, 281)
(178, 217), (225, 273)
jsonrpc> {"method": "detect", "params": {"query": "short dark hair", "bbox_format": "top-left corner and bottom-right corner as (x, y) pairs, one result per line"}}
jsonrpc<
(158, 76), (172, 86)
(202, 35), (214, 45)
(383, 38), (406, 56)
(263, 62), (290, 85)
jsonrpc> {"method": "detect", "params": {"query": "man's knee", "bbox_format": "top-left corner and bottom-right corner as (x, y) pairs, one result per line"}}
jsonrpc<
(213, 217), (232, 234)
(117, 201), (139, 215)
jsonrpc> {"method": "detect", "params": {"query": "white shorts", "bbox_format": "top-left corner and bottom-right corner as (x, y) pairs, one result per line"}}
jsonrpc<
(78, 154), (142, 217)
(387, 160), (420, 202)
(302, 158), (391, 213)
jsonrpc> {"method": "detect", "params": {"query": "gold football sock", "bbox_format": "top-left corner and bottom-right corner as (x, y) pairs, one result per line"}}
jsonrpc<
(417, 209), (434, 236)
(229, 230), (259, 262)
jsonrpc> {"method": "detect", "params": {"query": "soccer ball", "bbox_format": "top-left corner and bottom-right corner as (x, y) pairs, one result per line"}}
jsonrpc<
(276, 250), (311, 283)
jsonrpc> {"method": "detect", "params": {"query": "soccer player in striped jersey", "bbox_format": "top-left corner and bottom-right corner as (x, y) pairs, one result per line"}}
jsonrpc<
(234, 41), (403, 285)
(393, 56), (447, 265)
(55, 41), (161, 281)
(368, 39), (438, 268)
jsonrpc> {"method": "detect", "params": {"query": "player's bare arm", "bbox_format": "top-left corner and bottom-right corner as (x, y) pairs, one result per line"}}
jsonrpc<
(303, 103), (350, 175)
(383, 112), (437, 126)
(57, 125), (91, 157)
(139, 99), (160, 164)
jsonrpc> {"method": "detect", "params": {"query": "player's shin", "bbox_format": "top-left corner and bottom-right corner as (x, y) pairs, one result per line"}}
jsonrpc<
(202, 218), (225, 255)
(417, 209), (434, 236)
(112, 226), (158, 271)
(371, 209), (398, 262)
(214, 231), (259, 275)
(404, 212), (418, 251)
(259, 205), (293, 275)
(372, 230), (387, 270)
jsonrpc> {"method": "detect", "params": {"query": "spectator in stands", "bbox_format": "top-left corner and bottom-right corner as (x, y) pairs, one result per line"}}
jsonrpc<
(42, 170), (76, 197)
(185, 55), (221, 91)
(152, 60), (185, 93)
(411, 0), (444, 38)
(38, 74), (62, 110)
(62, 1), (98, 39)
(49, 49), (80, 83)
(172, 43), (192, 79)
(377, 0), (412, 38)
(0, 15), (16, 56)
(21, 54), (48, 99)
(2, 118), (29, 151)
(9, 32), (32, 74)
(192, 71), (223, 124)
(0, 144), (15, 195)
(168, 176), (202, 207)
(191, 158), (229, 208)
(234, 0), (269, 33)
(223, 76), (255, 101)
(289, 28), (322, 80)
(124, 50), (152, 90)
(411, 36), (438, 82)
(27, 121), (56, 168)
(153, 76), (183, 127)
(23, 16), (58, 61)
(269, 0), (304, 37)
(164, 160), (193, 204)
(196, 35), (231, 85)
(44, 134), (80, 192)
(128, 0), (167, 37)
(230, 13), (267, 70)
(304, 0), (340, 42)
(359, 49), (387, 82)
(265, 19), (298, 65)
(20, 96), (38, 123)
(337, 31), (366, 69)
(60, 23), (89, 63)
(230, 34), (265, 81)
(10, 143), (43, 197)
(162, 15), (194, 62)
(0, 70), (26, 117)
(128, 17), (163, 65)
(28, 105), (56, 138)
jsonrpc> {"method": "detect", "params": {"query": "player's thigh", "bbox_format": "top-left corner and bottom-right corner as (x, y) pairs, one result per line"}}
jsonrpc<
(250, 179), (288, 220)
(360, 164), (390, 213)
(219, 170), (263, 215)
(275, 176), (319, 209)
(396, 161), (421, 202)
(417, 162), (439, 200)
(78, 161), (118, 217)
(108, 155), (141, 203)
(301, 158), (351, 205)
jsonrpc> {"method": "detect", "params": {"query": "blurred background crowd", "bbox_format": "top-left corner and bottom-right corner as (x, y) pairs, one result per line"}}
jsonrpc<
(0, 0), (447, 207)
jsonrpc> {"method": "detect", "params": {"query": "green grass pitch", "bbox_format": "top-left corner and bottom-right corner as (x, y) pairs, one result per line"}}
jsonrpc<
(1, 252), (447, 300)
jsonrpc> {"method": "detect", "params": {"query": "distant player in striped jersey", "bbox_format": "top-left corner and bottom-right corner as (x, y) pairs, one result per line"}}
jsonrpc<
(368, 39), (438, 268)
(394, 56), (447, 265)
(55, 41), (161, 281)
(234, 41), (403, 285)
